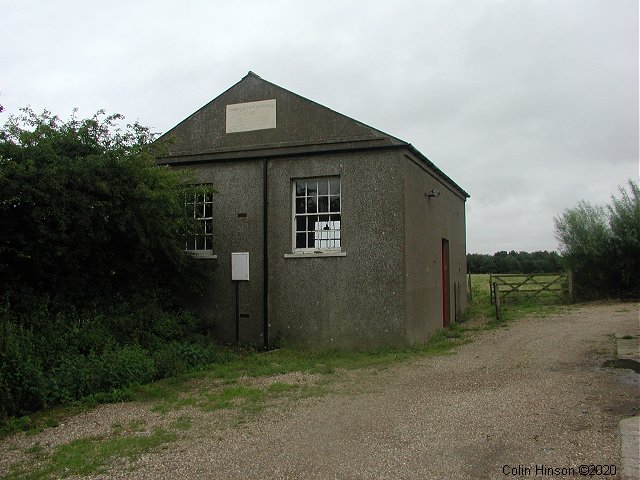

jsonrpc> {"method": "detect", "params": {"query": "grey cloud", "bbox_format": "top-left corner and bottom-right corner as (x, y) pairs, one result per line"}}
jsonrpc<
(1, 0), (637, 254)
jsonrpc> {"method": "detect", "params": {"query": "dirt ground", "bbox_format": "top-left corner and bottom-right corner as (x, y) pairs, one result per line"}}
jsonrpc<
(2, 302), (639, 479)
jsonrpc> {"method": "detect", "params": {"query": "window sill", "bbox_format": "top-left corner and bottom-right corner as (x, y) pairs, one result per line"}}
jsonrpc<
(187, 252), (218, 260)
(284, 251), (346, 259)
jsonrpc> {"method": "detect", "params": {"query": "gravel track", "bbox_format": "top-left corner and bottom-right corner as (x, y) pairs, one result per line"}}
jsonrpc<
(2, 302), (638, 479)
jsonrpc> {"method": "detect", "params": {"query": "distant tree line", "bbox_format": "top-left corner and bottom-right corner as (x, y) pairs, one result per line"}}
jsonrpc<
(467, 250), (563, 274)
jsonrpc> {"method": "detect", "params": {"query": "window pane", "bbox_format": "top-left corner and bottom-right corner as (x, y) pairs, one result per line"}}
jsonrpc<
(292, 178), (341, 251)
(329, 178), (340, 195)
(184, 185), (214, 255)
(316, 232), (325, 248)
(307, 180), (317, 196)
(318, 196), (328, 213)
(195, 200), (204, 218)
(307, 215), (318, 232)
(306, 197), (317, 213)
(330, 196), (340, 212)
(296, 233), (306, 248)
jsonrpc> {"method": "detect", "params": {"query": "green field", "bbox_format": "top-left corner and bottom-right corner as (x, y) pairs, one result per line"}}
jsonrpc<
(468, 273), (573, 322)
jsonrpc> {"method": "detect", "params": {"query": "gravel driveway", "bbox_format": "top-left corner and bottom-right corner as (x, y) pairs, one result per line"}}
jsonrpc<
(2, 302), (638, 479)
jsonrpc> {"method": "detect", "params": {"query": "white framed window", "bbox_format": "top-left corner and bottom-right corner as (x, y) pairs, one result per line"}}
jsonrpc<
(184, 188), (214, 257)
(292, 177), (341, 252)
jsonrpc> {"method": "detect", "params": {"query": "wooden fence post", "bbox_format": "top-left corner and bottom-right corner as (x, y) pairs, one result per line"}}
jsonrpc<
(467, 274), (472, 302)
(493, 282), (501, 321)
(567, 268), (574, 303)
(489, 274), (494, 305)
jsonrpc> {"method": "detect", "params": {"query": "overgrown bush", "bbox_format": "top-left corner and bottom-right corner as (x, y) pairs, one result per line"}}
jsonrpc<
(0, 320), (46, 416)
(554, 180), (640, 299)
(0, 109), (220, 422)
(0, 303), (226, 419)
(0, 108), (213, 305)
(152, 341), (218, 378)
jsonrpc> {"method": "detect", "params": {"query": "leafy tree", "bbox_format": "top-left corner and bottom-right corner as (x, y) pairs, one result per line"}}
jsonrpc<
(0, 108), (219, 419)
(0, 108), (211, 312)
(607, 181), (640, 292)
(554, 180), (640, 298)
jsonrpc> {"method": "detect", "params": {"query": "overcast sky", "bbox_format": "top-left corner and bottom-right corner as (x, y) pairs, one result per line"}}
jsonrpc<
(2, 0), (638, 253)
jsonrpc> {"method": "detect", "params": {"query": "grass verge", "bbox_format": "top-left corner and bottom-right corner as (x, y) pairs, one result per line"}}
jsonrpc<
(1, 326), (474, 479)
(4, 427), (177, 479)
(142, 324), (470, 415)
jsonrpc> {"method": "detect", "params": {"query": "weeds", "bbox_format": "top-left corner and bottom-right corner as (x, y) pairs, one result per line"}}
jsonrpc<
(170, 416), (192, 432)
(4, 428), (178, 480)
(144, 329), (470, 416)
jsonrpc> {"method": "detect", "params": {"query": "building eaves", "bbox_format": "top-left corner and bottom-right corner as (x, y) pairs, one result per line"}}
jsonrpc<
(406, 144), (470, 199)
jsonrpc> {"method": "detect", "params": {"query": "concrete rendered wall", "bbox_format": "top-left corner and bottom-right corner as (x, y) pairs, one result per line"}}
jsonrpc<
(177, 161), (266, 345)
(175, 150), (465, 349)
(161, 74), (468, 348)
(161, 73), (395, 159)
(268, 150), (406, 349)
(403, 155), (468, 343)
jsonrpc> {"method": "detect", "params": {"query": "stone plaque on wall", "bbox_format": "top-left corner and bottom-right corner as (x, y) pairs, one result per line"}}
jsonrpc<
(226, 99), (276, 133)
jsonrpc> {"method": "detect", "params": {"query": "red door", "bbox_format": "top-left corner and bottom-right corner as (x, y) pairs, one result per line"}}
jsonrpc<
(442, 238), (450, 327)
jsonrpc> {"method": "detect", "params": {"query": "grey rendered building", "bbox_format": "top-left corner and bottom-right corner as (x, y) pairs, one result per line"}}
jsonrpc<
(158, 72), (469, 349)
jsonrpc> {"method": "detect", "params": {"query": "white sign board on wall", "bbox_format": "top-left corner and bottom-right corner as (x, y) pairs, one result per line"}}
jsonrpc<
(226, 99), (276, 133)
(231, 252), (250, 281)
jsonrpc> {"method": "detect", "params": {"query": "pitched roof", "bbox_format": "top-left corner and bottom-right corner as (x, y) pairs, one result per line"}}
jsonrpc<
(158, 72), (469, 198)
(158, 72), (407, 156)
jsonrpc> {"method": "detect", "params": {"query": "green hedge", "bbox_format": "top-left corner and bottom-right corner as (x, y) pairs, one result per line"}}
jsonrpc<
(0, 302), (224, 420)
(0, 109), (222, 424)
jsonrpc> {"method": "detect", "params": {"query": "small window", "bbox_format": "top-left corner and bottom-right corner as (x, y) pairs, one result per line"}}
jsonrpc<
(185, 187), (214, 256)
(292, 177), (341, 251)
